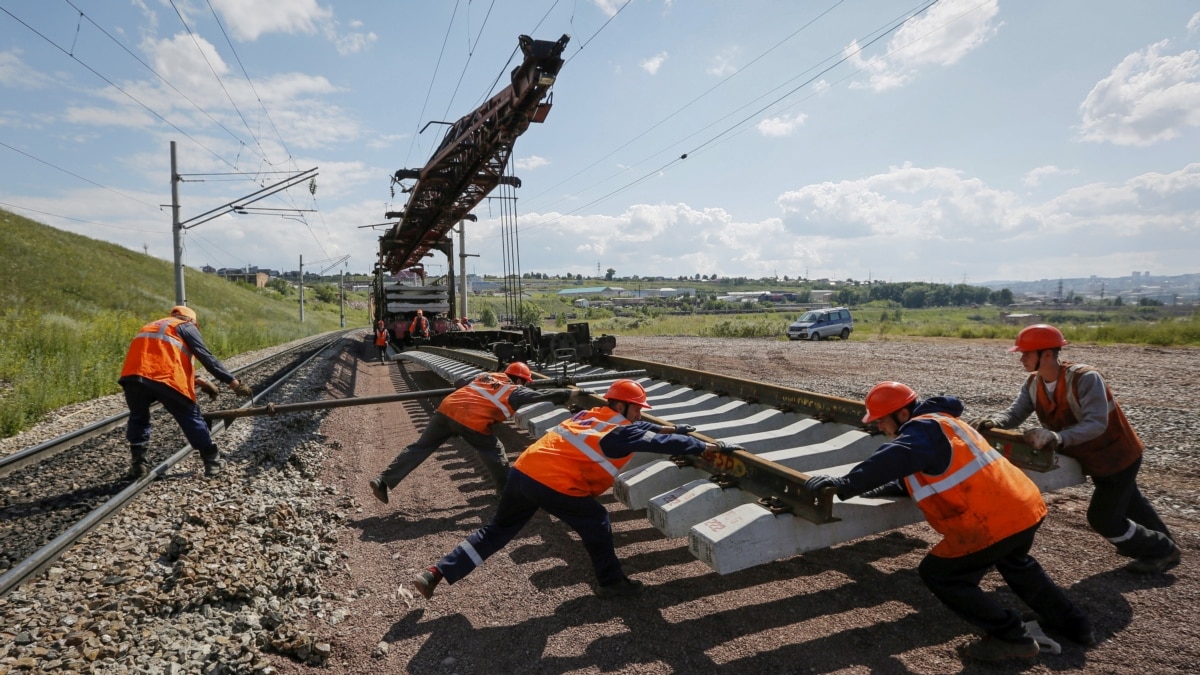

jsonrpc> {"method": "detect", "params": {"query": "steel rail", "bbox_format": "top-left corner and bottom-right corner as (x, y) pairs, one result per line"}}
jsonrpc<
(0, 332), (342, 479)
(0, 332), (349, 599)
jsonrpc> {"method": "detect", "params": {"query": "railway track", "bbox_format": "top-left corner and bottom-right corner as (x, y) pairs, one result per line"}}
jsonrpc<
(0, 331), (349, 597)
(400, 345), (1086, 574)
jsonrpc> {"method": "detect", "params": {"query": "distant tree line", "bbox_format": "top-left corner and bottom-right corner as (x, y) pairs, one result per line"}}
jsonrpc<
(833, 282), (1013, 309)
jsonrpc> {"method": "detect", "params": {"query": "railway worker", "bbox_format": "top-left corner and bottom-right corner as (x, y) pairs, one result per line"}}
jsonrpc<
(118, 306), (253, 479)
(461, 316), (473, 331)
(369, 362), (575, 501)
(972, 324), (1181, 575)
(804, 381), (1093, 663)
(409, 309), (430, 339)
(374, 322), (389, 363)
(410, 379), (737, 601)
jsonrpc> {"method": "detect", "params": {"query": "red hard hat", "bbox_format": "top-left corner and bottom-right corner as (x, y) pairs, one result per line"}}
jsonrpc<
(605, 379), (651, 409)
(1008, 324), (1069, 353)
(504, 362), (532, 382)
(862, 381), (918, 424)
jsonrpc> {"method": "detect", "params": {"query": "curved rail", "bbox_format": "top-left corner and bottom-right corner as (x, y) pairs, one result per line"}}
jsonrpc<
(0, 331), (350, 599)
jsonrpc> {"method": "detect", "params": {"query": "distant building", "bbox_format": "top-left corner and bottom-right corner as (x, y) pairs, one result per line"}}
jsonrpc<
(220, 271), (269, 288)
(557, 286), (625, 298)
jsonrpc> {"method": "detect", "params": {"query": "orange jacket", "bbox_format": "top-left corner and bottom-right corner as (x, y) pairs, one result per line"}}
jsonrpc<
(119, 317), (196, 401)
(903, 413), (1046, 558)
(438, 373), (519, 434)
(514, 407), (634, 497)
(409, 314), (429, 337)
(1030, 363), (1143, 477)
(374, 329), (388, 347)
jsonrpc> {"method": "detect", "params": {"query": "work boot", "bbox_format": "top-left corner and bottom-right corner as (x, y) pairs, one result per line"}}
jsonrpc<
(128, 444), (150, 480)
(1040, 617), (1097, 647)
(1125, 546), (1182, 574)
(595, 577), (645, 599)
(959, 635), (1039, 662)
(369, 477), (389, 504)
(413, 567), (442, 599)
(204, 459), (226, 477)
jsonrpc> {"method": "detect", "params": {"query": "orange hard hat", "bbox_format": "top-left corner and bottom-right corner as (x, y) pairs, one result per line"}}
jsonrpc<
(605, 379), (651, 409)
(170, 305), (197, 322)
(1008, 324), (1068, 353)
(504, 362), (532, 382)
(862, 381), (918, 424)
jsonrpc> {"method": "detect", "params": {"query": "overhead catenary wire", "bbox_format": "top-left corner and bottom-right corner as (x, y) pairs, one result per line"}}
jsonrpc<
(0, 201), (159, 233)
(0, 141), (160, 210)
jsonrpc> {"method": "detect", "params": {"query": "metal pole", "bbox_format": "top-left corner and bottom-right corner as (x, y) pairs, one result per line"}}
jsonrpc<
(299, 254), (305, 323)
(171, 141), (185, 306)
(339, 269), (346, 328)
(458, 221), (468, 318)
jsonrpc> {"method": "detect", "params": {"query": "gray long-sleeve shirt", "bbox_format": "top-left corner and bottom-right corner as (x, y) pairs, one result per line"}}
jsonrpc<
(992, 367), (1111, 448)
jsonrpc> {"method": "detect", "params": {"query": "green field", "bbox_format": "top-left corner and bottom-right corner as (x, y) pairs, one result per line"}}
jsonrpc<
(0, 209), (367, 437)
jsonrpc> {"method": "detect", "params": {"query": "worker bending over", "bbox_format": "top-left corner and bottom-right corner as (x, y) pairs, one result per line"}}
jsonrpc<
(974, 324), (1180, 574)
(413, 379), (736, 600)
(370, 362), (573, 502)
(119, 306), (252, 478)
(805, 381), (1092, 663)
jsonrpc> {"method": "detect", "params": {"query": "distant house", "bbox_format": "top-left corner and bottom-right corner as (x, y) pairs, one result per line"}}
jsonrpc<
(220, 271), (269, 288)
(811, 290), (836, 303)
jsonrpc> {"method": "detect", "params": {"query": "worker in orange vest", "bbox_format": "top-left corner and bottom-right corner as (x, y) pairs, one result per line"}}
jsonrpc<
(409, 309), (430, 339)
(973, 324), (1180, 575)
(369, 362), (573, 502)
(411, 379), (739, 600)
(118, 306), (252, 479)
(374, 321), (389, 363)
(805, 381), (1092, 663)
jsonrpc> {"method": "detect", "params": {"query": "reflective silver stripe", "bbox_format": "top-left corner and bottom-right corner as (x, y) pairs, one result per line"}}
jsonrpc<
(467, 381), (516, 418)
(134, 320), (192, 359)
(904, 414), (1003, 503)
(1106, 519), (1139, 544)
(550, 416), (625, 477)
(459, 539), (484, 566)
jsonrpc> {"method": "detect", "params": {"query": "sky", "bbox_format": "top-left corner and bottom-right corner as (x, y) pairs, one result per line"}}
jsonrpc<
(2, 0), (1199, 285)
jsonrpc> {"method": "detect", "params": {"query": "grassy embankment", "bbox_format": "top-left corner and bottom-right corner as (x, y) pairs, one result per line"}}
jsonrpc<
(0, 209), (362, 437)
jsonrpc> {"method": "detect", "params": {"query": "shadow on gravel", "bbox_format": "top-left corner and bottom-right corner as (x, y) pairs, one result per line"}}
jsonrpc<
(382, 525), (1128, 673)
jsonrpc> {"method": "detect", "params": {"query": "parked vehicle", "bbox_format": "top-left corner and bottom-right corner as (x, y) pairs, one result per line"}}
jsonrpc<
(786, 307), (854, 341)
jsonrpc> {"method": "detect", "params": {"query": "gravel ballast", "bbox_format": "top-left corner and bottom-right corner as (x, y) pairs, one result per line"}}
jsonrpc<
(1, 334), (1195, 674)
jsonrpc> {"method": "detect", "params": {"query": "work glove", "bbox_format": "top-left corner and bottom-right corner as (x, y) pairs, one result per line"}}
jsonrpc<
(804, 475), (847, 497)
(968, 417), (997, 432)
(566, 389), (591, 408)
(1023, 427), (1062, 451)
(230, 380), (253, 398)
(672, 423), (697, 435)
(713, 440), (744, 453)
(195, 377), (220, 401)
(548, 389), (572, 405)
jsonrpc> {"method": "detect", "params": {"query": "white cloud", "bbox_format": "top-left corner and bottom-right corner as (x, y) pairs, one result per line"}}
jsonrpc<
(847, 0), (1001, 91)
(0, 50), (52, 89)
(515, 155), (550, 171)
(707, 48), (738, 77)
(593, 0), (624, 18)
(326, 24), (377, 55)
(1022, 165), (1078, 187)
(756, 112), (807, 137)
(1078, 40), (1200, 146)
(209, 0), (332, 41)
(1188, 12), (1200, 36)
(641, 52), (668, 75)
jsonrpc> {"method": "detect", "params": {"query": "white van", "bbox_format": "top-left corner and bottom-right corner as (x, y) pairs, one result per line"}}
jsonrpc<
(786, 307), (854, 341)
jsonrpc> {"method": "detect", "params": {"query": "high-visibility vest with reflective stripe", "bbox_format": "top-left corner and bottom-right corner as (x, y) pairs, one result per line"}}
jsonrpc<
(438, 373), (519, 434)
(1028, 362), (1142, 478)
(375, 329), (388, 347)
(514, 407), (634, 497)
(902, 412), (1046, 558)
(119, 317), (196, 401)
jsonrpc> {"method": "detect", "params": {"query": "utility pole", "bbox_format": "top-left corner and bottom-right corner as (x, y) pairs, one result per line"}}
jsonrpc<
(339, 268), (345, 328)
(171, 141), (185, 305)
(458, 219), (478, 319)
(299, 255), (305, 323)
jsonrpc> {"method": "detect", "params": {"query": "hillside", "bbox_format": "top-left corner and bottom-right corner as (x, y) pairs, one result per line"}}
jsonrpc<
(0, 208), (354, 436)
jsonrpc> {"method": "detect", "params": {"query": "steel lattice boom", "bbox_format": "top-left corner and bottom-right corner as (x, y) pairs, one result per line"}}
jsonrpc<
(382, 34), (570, 273)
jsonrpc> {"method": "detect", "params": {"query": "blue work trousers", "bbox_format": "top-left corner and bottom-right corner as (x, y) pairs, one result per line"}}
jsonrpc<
(1089, 456), (1176, 558)
(379, 411), (509, 491)
(919, 519), (1087, 641)
(435, 468), (624, 587)
(121, 380), (219, 461)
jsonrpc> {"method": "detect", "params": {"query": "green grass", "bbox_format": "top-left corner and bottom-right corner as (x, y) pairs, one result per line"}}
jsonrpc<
(0, 209), (362, 437)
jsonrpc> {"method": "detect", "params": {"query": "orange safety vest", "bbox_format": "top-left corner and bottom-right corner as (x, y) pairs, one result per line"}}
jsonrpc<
(410, 314), (429, 336)
(374, 329), (388, 347)
(439, 373), (520, 434)
(514, 407), (634, 497)
(119, 317), (196, 401)
(902, 413), (1046, 558)
(1028, 362), (1143, 477)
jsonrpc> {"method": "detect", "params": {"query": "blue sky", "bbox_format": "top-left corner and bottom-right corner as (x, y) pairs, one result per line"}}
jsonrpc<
(2, 0), (1198, 284)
